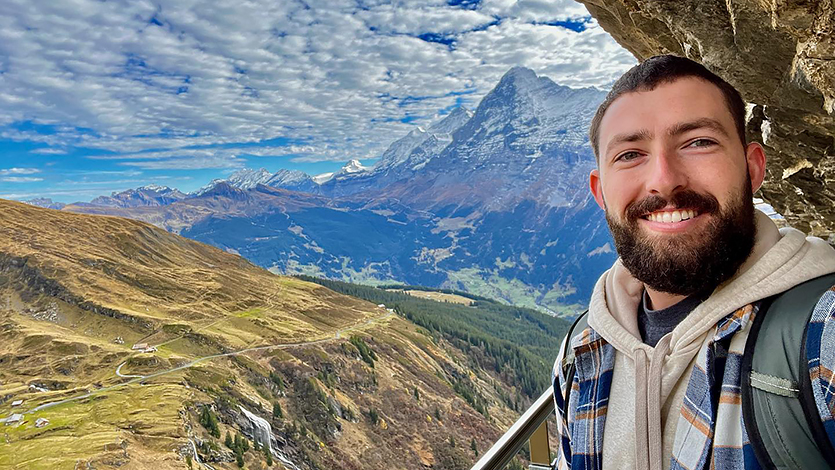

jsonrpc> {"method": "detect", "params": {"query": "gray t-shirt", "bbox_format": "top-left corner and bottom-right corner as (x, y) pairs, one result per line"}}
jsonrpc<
(637, 290), (707, 347)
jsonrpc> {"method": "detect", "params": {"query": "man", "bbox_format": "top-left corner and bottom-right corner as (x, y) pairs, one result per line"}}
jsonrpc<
(552, 54), (835, 470)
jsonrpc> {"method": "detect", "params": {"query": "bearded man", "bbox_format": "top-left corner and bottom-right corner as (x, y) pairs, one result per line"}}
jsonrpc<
(552, 55), (835, 470)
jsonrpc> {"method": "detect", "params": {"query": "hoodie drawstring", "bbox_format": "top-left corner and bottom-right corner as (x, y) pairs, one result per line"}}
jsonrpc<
(634, 335), (672, 470)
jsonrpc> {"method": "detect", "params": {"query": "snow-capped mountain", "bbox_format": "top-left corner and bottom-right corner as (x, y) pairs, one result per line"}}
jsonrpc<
(78, 184), (188, 208)
(375, 107), (473, 172)
(64, 67), (615, 315)
(448, 67), (600, 164)
(199, 167), (317, 194)
(198, 168), (272, 194)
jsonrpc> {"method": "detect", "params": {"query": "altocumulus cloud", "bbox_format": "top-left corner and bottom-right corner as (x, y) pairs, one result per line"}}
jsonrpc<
(0, 0), (635, 169)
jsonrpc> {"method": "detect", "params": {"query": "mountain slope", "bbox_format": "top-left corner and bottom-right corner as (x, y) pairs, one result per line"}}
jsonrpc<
(0, 200), (545, 470)
(62, 67), (616, 316)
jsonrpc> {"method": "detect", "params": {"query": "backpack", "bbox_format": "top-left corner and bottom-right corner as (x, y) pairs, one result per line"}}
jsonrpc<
(558, 273), (835, 470)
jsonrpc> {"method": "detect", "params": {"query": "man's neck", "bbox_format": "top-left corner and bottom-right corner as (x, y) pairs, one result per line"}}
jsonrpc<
(644, 287), (687, 311)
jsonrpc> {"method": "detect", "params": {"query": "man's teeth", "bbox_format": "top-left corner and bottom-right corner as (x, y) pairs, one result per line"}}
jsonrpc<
(646, 210), (698, 223)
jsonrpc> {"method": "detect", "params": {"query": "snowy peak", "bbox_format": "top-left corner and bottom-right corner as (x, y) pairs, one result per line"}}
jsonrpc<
(198, 167), (316, 194)
(429, 107), (474, 134)
(226, 168), (274, 189)
(338, 159), (368, 175)
(266, 169), (311, 187)
(375, 106), (472, 172)
(445, 67), (606, 166)
(312, 172), (335, 184)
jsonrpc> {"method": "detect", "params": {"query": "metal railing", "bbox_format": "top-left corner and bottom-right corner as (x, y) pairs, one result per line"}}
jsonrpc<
(470, 388), (554, 470)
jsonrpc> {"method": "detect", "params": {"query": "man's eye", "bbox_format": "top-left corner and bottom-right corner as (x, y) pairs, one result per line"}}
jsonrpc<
(615, 151), (640, 162)
(687, 138), (716, 148)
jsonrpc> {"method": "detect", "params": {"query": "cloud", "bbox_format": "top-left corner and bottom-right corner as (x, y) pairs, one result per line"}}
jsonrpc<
(0, 176), (43, 182)
(0, 167), (41, 175)
(29, 148), (68, 155)
(0, 0), (636, 168)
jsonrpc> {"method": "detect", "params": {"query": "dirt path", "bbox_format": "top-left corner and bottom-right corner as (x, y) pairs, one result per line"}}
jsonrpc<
(28, 310), (393, 414)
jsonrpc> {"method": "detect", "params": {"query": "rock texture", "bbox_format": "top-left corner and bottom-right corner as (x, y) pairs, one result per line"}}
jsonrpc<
(576, 0), (835, 242)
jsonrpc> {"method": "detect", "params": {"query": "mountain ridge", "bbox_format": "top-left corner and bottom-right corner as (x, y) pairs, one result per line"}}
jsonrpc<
(50, 67), (615, 315)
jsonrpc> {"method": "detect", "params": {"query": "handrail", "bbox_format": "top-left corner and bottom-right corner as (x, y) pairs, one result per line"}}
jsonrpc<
(470, 387), (555, 470)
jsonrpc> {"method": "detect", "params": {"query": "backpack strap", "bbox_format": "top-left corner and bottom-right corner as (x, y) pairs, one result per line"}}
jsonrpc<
(559, 310), (588, 421)
(741, 273), (835, 469)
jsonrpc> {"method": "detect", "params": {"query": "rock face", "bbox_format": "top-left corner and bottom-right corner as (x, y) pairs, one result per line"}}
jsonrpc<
(576, 0), (835, 242)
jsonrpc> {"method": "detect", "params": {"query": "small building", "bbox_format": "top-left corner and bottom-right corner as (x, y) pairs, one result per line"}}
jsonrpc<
(35, 418), (49, 428)
(377, 304), (385, 308)
(11, 400), (23, 407)
(4, 414), (23, 426)
(131, 343), (149, 350)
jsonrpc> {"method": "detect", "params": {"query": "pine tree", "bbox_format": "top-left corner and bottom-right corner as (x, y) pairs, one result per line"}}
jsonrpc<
(413, 386), (420, 401)
(225, 432), (233, 449)
(265, 444), (273, 466)
(186, 454), (193, 469)
(273, 402), (283, 419)
(470, 438), (478, 456)
(236, 449), (244, 468)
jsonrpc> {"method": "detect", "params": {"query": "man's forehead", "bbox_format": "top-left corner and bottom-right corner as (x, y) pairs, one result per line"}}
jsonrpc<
(598, 77), (734, 150)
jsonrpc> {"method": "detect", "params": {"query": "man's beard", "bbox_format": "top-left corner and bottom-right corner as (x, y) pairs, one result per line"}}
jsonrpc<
(606, 185), (757, 296)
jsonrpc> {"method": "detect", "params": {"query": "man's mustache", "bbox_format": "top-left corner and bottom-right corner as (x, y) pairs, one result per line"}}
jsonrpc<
(624, 190), (720, 221)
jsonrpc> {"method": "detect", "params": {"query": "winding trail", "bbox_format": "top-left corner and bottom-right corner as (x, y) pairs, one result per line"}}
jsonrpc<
(28, 310), (393, 414)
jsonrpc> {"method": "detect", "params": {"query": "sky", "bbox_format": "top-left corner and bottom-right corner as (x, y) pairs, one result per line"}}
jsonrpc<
(0, 0), (636, 203)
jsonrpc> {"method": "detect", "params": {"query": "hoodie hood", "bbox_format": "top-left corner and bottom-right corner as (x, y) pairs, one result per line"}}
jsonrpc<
(587, 210), (835, 470)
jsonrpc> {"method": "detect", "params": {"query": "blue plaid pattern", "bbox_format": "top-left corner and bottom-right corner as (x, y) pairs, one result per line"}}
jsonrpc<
(553, 292), (835, 470)
(806, 286), (835, 450)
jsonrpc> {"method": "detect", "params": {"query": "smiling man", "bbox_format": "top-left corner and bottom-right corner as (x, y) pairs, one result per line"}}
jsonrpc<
(552, 55), (835, 470)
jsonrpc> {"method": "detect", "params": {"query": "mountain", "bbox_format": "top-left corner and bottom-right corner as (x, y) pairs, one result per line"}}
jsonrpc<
(0, 199), (557, 469)
(375, 107), (474, 174)
(74, 184), (189, 208)
(23, 197), (66, 210)
(199, 168), (318, 195)
(63, 67), (616, 316)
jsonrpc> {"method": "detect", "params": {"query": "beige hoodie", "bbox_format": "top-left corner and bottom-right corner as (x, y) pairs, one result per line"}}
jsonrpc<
(587, 211), (835, 470)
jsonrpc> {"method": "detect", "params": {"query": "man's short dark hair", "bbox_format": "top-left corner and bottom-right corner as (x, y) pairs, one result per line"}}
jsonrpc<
(589, 55), (747, 162)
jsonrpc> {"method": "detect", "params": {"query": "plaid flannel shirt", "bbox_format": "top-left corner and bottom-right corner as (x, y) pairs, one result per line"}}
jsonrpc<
(552, 285), (835, 470)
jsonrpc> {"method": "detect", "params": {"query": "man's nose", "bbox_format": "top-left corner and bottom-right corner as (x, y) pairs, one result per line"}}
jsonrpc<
(645, 150), (686, 196)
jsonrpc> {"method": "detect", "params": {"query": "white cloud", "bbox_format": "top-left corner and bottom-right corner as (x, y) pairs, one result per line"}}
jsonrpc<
(30, 148), (68, 155)
(0, 176), (43, 182)
(0, 167), (41, 175)
(0, 0), (636, 168)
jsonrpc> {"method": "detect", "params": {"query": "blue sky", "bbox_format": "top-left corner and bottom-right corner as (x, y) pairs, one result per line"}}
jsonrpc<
(0, 0), (635, 203)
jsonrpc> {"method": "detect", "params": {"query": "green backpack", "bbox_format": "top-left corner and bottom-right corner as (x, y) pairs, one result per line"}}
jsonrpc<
(559, 273), (835, 469)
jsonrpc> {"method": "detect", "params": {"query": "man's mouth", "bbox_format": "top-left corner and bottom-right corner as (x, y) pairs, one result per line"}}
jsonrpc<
(642, 209), (699, 223)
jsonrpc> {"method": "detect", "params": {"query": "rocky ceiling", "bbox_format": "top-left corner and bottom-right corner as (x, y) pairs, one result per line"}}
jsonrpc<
(576, 0), (835, 242)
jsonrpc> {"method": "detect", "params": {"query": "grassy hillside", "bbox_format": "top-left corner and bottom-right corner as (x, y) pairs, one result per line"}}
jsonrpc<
(0, 199), (541, 470)
(296, 276), (572, 401)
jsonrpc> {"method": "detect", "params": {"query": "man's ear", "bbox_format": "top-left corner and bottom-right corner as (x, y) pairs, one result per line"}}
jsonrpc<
(745, 142), (767, 193)
(590, 169), (605, 210)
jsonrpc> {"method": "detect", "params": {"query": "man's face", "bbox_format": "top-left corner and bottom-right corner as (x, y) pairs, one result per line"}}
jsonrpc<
(590, 77), (767, 295)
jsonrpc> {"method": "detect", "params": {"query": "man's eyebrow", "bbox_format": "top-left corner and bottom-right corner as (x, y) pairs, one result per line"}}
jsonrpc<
(667, 118), (729, 138)
(605, 129), (652, 157)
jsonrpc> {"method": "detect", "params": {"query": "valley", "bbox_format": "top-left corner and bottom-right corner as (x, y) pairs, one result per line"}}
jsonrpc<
(0, 199), (567, 469)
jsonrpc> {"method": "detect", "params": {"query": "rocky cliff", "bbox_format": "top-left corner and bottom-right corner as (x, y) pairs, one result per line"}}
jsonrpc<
(576, 0), (835, 242)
